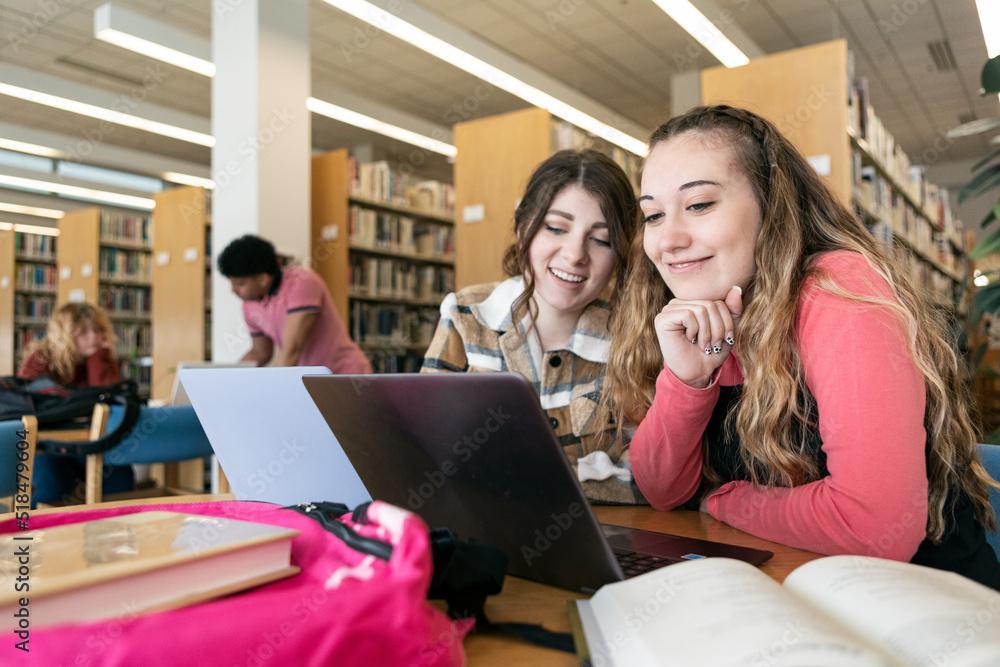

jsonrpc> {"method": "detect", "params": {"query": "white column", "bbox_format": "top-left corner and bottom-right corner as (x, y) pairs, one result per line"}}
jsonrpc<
(210, 0), (310, 361)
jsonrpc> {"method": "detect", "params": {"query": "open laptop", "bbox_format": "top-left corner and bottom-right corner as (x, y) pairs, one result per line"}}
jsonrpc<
(170, 361), (256, 405)
(179, 366), (371, 507)
(302, 373), (772, 593)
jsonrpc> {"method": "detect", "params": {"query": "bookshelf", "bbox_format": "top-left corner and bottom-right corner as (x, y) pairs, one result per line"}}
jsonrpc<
(452, 107), (643, 288)
(57, 207), (153, 397)
(151, 186), (211, 402)
(0, 229), (59, 375)
(312, 149), (455, 372)
(700, 38), (967, 312)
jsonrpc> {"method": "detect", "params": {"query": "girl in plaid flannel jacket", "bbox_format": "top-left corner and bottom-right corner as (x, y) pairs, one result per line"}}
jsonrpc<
(422, 149), (645, 504)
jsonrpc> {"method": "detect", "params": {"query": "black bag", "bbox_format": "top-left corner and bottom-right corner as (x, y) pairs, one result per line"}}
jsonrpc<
(0, 376), (143, 456)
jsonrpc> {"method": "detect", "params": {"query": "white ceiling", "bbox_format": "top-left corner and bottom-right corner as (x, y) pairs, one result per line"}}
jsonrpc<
(0, 0), (997, 177)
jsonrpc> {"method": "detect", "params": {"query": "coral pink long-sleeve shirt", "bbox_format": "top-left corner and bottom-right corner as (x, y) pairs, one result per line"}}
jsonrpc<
(630, 251), (929, 561)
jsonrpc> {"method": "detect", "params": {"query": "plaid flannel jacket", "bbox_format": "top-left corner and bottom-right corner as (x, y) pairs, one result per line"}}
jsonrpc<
(421, 278), (645, 504)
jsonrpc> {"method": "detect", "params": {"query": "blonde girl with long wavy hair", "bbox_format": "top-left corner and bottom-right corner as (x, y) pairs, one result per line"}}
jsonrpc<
(18, 302), (120, 387)
(605, 105), (1000, 589)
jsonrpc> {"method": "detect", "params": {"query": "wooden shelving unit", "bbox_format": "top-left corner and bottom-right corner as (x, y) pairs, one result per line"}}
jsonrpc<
(311, 148), (455, 372)
(452, 107), (643, 288)
(57, 207), (153, 397)
(0, 229), (58, 374)
(151, 186), (211, 402)
(700, 38), (967, 312)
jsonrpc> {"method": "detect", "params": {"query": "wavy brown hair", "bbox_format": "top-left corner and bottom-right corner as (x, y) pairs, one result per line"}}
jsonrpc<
(501, 149), (639, 329)
(24, 302), (117, 384)
(605, 105), (996, 541)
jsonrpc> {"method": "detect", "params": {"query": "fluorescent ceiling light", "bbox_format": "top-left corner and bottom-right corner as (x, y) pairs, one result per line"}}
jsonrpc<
(976, 0), (1000, 58)
(0, 221), (59, 236)
(0, 138), (64, 159)
(319, 0), (647, 156)
(96, 28), (215, 77)
(650, 0), (750, 68)
(307, 97), (456, 157)
(0, 201), (65, 219)
(0, 81), (214, 147)
(162, 171), (215, 189)
(92, 11), (456, 157)
(0, 174), (155, 210)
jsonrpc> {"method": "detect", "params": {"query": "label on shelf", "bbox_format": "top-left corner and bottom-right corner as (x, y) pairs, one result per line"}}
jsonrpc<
(183, 247), (199, 263)
(81, 263), (93, 277)
(321, 225), (338, 242)
(60, 266), (71, 280)
(807, 154), (831, 176)
(69, 288), (85, 303)
(462, 204), (485, 223)
(0, 276), (8, 289)
(157, 251), (171, 266)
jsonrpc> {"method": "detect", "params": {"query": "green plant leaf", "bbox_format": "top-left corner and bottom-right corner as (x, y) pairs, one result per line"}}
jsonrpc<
(981, 200), (1000, 229)
(972, 283), (1000, 318)
(960, 164), (1000, 203)
(973, 146), (1000, 173)
(971, 224), (1000, 259)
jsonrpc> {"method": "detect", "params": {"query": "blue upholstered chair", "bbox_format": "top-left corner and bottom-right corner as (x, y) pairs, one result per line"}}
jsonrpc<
(976, 443), (1000, 558)
(0, 416), (37, 512)
(84, 404), (213, 504)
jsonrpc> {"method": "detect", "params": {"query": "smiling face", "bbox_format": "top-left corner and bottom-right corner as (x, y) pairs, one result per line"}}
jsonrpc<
(527, 183), (616, 319)
(639, 131), (762, 301)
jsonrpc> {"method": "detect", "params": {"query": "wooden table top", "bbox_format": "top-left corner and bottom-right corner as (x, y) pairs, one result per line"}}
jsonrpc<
(464, 505), (822, 666)
(5, 495), (821, 665)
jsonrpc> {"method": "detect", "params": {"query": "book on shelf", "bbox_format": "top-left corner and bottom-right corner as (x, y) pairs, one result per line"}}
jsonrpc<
(100, 284), (151, 315)
(348, 206), (454, 258)
(0, 511), (299, 628)
(348, 158), (455, 216)
(350, 301), (438, 351)
(100, 247), (152, 282)
(14, 327), (45, 355)
(14, 232), (56, 259)
(849, 76), (964, 242)
(15, 264), (57, 291)
(100, 211), (151, 247)
(570, 555), (1000, 666)
(349, 256), (453, 303)
(14, 294), (54, 320)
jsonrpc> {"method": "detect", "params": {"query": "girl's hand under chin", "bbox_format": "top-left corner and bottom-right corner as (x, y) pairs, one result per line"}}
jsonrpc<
(653, 285), (744, 388)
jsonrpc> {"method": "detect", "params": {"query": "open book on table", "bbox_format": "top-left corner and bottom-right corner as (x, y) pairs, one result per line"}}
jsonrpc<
(570, 555), (1000, 666)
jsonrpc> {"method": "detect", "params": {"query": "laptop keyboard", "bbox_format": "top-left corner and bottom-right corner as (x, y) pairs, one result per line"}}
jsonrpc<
(614, 550), (678, 578)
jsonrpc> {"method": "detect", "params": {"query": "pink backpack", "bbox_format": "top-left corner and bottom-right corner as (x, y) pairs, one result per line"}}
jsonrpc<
(1, 500), (472, 666)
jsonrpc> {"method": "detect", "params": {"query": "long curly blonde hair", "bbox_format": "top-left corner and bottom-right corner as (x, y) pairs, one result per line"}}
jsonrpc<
(605, 105), (996, 541)
(25, 302), (117, 384)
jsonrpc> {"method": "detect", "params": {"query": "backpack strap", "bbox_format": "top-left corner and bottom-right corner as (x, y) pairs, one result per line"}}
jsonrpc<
(426, 527), (574, 654)
(39, 383), (143, 456)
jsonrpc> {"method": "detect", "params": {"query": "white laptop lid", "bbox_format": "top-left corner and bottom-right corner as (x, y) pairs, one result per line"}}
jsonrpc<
(171, 361), (256, 405)
(179, 366), (371, 506)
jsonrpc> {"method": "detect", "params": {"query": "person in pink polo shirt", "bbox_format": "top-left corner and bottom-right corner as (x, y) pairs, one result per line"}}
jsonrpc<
(217, 235), (371, 373)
